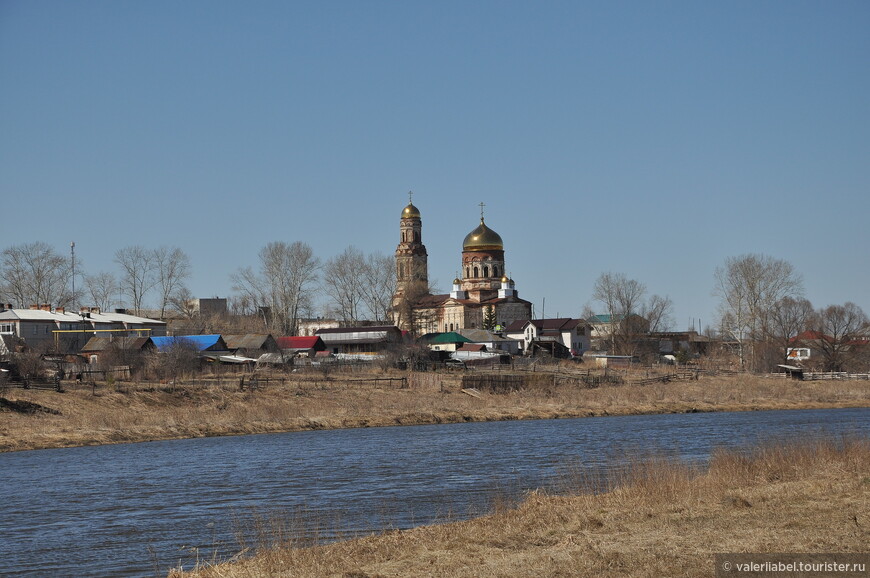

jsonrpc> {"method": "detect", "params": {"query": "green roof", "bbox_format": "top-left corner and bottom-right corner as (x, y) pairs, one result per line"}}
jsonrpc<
(427, 332), (473, 344)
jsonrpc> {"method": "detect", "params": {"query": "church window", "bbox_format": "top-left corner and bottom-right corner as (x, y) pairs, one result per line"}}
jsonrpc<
(493, 266), (499, 277)
(473, 267), (479, 278)
(414, 231), (420, 242)
(483, 266), (489, 278)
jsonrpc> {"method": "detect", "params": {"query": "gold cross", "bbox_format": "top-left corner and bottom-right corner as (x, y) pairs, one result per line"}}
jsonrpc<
(479, 201), (485, 220)
(408, 191), (414, 204)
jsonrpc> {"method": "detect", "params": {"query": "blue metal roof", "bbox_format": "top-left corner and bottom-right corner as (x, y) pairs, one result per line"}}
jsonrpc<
(151, 334), (223, 352)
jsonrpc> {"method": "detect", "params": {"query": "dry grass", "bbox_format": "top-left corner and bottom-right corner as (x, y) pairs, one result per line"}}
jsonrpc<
(174, 436), (870, 578)
(0, 369), (867, 452)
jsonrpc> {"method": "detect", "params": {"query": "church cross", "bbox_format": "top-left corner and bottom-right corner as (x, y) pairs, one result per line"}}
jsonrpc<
(408, 191), (414, 204)
(479, 201), (485, 221)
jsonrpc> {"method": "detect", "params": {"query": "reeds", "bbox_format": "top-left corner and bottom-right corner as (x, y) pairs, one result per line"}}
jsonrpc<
(174, 434), (870, 577)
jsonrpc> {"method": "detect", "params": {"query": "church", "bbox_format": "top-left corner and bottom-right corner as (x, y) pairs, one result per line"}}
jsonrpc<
(391, 197), (532, 335)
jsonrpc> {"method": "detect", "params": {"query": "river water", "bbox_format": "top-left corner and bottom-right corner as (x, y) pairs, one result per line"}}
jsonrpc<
(1, 407), (868, 577)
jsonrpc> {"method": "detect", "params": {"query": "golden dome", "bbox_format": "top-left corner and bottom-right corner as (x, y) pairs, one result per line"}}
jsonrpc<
(402, 203), (421, 219)
(463, 219), (504, 252)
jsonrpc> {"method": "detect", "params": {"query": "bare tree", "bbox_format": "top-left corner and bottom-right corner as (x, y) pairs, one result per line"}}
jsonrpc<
(114, 245), (157, 315)
(642, 294), (674, 334)
(361, 252), (395, 322)
(153, 246), (191, 319)
(810, 302), (868, 371)
(84, 271), (118, 311)
(392, 279), (436, 335)
(1, 242), (73, 308)
(713, 254), (803, 371)
(591, 272), (652, 354)
(230, 241), (320, 335)
(768, 296), (814, 366)
(323, 246), (367, 323)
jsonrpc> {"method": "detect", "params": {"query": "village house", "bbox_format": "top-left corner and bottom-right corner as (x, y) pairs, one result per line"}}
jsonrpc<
(504, 318), (589, 357)
(222, 334), (281, 358)
(315, 325), (403, 356)
(275, 335), (327, 358)
(456, 328), (522, 355)
(79, 336), (156, 365)
(0, 304), (166, 352)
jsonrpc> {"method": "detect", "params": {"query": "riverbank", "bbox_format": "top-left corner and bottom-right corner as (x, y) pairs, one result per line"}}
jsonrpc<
(1, 369), (867, 452)
(175, 436), (870, 577)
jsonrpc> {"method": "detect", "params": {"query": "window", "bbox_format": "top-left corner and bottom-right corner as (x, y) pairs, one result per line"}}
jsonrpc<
(473, 267), (479, 278)
(0, 323), (13, 335)
(483, 266), (489, 278)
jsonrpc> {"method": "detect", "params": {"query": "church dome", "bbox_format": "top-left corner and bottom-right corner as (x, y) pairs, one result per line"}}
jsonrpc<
(463, 219), (504, 252)
(402, 203), (421, 219)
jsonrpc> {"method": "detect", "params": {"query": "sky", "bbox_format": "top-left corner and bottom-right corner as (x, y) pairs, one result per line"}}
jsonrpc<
(1, 1), (868, 332)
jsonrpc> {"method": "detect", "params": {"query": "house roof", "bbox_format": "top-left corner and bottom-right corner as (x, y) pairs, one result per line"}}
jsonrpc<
(222, 334), (272, 350)
(81, 336), (153, 352)
(0, 308), (165, 326)
(588, 314), (625, 324)
(790, 330), (833, 343)
(456, 328), (516, 343)
(315, 326), (401, 344)
(457, 343), (486, 352)
(275, 336), (324, 350)
(424, 332), (473, 344)
(151, 335), (226, 352)
(504, 318), (583, 333)
(316, 325), (400, 334)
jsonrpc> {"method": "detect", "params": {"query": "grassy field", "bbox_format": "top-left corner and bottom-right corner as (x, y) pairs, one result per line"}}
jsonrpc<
(0, 366), (868, 452)
(172, 436), (870, 577)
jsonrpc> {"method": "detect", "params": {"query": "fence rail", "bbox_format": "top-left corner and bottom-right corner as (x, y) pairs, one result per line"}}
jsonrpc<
(766, 371), (870, 381)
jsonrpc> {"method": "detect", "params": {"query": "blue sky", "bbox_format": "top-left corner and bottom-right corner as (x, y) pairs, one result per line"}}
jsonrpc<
(1, 1), (868, 331)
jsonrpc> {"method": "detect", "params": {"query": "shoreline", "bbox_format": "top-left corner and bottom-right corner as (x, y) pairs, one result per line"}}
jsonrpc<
(174, 435), (870, 577)
(1, 372), (868, 452)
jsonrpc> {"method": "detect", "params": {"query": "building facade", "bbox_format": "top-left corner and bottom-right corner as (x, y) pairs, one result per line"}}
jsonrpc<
(391, 199), (532, 335)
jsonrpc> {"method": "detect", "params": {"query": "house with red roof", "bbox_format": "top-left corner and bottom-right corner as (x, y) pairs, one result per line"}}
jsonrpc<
(275, 336), (327, 358)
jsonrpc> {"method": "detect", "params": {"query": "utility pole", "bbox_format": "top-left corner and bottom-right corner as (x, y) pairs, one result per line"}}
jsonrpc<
(70, 241), (76, 309)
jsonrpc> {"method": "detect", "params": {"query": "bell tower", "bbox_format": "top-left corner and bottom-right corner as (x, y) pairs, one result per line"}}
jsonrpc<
(393, 192), (429, 305)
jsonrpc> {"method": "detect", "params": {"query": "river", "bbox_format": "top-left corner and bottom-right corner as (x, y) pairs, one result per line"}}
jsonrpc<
(1, 407), (868, 577)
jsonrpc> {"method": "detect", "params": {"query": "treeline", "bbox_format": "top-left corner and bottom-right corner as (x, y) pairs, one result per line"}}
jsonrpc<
(0, 241), (395, 335)
(584, 254), (869, 373)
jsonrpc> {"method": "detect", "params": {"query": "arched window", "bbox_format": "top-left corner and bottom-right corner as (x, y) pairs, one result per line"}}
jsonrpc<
(414, 232), (420, 242)
(483, 266), (489, 278)
(493, 266), (499, 277)
(473, 267), (479, 278)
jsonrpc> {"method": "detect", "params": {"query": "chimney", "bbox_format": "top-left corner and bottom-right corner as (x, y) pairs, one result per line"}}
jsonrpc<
(41, 304), (51, 311)
(56, 307), (65, 314)
(5, 304), (11, 311)
(92, 307), (101, 315)
(30, 304), (39, 310)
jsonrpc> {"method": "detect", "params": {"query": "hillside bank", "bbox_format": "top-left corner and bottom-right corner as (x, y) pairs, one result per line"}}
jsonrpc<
(2, 368), (868, 453)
